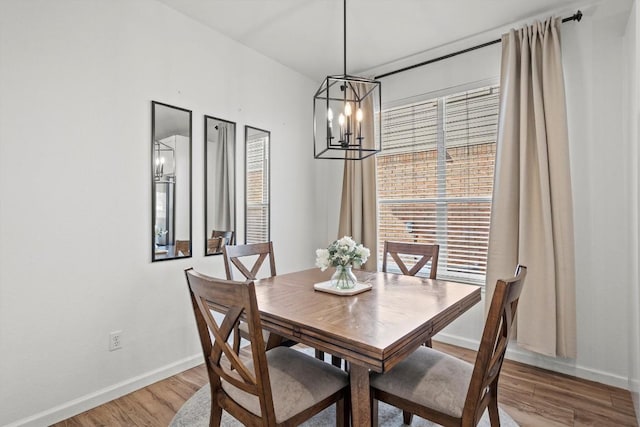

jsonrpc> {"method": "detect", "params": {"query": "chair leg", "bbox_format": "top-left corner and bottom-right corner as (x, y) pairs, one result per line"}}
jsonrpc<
(336, 393), (350, 427)
(371, 397), (379, 427)
(315, 349), (325, 361)
(402, 410), (414, 425)
(424, 338), (432, 347)
(210, 400), (222, 427)
(488, 385), (500, 426)
(336, 397), (345, 427)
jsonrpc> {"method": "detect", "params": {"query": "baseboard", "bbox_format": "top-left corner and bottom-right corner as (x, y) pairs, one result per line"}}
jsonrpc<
(4, 354), (203, 427)
(435, 333), (631, 390)
(630, 378), (640, 425)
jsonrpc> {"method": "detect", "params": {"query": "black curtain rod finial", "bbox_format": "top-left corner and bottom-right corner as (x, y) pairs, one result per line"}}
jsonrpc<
(562, 10), (582, 23)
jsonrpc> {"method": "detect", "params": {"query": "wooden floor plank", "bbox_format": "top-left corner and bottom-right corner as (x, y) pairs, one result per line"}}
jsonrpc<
(54, 341), (638, 427)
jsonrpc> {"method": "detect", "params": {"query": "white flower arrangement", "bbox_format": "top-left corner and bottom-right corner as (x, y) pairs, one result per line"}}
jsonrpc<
(315, 236), (370, 271)
(155, 225), (168, 237)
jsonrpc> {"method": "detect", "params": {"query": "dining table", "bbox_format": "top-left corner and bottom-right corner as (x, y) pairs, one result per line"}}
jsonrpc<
(252, 267), (482, 426)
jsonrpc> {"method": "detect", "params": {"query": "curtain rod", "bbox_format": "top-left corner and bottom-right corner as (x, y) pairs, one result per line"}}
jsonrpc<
(375, 10), (583, 80)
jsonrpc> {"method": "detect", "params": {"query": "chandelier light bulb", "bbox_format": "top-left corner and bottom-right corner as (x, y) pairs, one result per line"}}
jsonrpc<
(327, 107), (334, 122)
(338, 113), (345, 126)
(356, 108), (363, 122)
(344, 102), (352, 116)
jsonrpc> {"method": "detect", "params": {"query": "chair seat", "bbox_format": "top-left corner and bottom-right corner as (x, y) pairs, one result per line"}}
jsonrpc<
(222, 346), (349, 423)
(370, 346), (473, 418)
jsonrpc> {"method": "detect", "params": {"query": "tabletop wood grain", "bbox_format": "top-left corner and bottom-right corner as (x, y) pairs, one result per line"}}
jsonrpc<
(252, 268), (481, 426)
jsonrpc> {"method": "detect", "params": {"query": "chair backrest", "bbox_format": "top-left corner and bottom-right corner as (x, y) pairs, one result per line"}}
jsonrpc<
(212, 230), (235, 246)
(175, 240), (191, 256)
(184, 269), (278, 424)
(382, 241), (440, 279)
(462, 265), (527, 424)
(223, 242), (276, 280)
(207, 238), (223, 255)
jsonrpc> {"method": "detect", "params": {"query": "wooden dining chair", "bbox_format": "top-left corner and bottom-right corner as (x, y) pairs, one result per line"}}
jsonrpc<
(184, 269), (350, 426)
(370, 265), (527, 427)
(383, 241), (440, 347)
(175, 240), (191, 257)
(222, 242), (289, 353)
(382, 241), (440, 279)
(212, 230), (235, 250)
(223, 242), (276, 281)
(207, 237), (224, 255)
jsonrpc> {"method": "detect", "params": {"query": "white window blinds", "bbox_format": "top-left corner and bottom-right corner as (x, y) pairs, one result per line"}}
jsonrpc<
(246, 134), (269, 243)
(377, 85), (499, 284)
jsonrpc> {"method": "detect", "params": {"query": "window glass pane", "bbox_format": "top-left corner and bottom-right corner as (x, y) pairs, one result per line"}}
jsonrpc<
(377, 85), (499, 284)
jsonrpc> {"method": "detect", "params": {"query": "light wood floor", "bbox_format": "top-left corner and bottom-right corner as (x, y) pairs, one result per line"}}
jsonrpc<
(53, 341), (638, 427)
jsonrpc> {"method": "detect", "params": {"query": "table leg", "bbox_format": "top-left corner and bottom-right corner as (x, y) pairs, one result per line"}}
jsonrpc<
(349, 364), (372, 426)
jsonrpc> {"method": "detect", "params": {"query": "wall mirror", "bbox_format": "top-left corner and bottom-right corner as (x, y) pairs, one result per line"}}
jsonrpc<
(152, 101), (192, 262)
(205, 116), (236, 256)
(245, 126), (270, 244)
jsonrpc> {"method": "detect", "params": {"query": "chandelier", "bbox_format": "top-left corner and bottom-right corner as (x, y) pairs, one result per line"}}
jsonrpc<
(154, 141), (175, 182)
(313, 0), (381, 160)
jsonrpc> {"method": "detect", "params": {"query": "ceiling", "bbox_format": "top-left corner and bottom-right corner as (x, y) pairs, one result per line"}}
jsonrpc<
(156, 0), (587, 82)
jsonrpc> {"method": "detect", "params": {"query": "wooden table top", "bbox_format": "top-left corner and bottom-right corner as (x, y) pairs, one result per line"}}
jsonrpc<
(254, 268), (481, 373)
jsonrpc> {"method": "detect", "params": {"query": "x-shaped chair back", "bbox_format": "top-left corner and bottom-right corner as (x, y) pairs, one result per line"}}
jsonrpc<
(223, 242), (276, 280)
(382, 241), (440, 279)
(184, 269), (279, 424)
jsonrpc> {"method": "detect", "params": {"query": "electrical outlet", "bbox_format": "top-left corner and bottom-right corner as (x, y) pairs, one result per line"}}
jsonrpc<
(109, 331), (123, 351)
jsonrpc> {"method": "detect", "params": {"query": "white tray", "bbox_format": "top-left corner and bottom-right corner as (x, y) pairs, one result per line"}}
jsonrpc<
(313, 280), (372, 296)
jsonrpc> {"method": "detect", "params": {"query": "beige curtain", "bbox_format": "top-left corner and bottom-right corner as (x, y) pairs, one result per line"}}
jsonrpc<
(213, 124), (234, 231)
(338, 85), (378, 271)
(486, 17), (576, 358)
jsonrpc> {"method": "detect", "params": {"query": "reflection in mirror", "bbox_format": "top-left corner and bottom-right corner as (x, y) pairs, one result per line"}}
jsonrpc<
(245, 126), (270, 244)
(205, 116), (236, 256)
(152, 101), (192, 261)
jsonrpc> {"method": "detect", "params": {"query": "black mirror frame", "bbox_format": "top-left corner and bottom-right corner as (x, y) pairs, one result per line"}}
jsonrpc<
(204, 115), (237, 256)
(151, 101), (192, 262)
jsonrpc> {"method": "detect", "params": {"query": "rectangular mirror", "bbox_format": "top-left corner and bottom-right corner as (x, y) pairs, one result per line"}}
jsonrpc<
(245, 126), (270, 243)
(152, 101), (192, 261)
(205, 116), (236, 256)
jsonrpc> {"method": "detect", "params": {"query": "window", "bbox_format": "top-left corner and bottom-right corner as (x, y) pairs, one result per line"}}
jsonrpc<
(245, 126), (270, 243)
(377, 84), (499, 284)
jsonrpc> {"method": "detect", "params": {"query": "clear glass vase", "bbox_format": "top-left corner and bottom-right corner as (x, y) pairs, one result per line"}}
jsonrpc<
(331, 265), (358, 289)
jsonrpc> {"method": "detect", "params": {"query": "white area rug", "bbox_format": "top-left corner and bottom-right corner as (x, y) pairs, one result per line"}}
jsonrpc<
(171, 347), (518, 426)
(171, 385), (518, 427)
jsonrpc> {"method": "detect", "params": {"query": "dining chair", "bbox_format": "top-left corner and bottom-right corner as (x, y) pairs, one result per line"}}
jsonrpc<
(212, 230), (235, 248)
(223, 242), (334, 365)
(207, 237), (224, 255)
(382, 241), (440, 279)
(222, 242), (289, 352)
(382, 241), (440, 347)
(370, 265), (527, 427)
(184, 269), (350, 426)
(223, 241), (275, 281)
(175, 240), (191, 257)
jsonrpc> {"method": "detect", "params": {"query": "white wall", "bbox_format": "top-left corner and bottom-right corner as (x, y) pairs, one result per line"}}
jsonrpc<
(630, 0), (640, 419)
(0, 0), (318, 425)
(330, 0), (635, 388)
